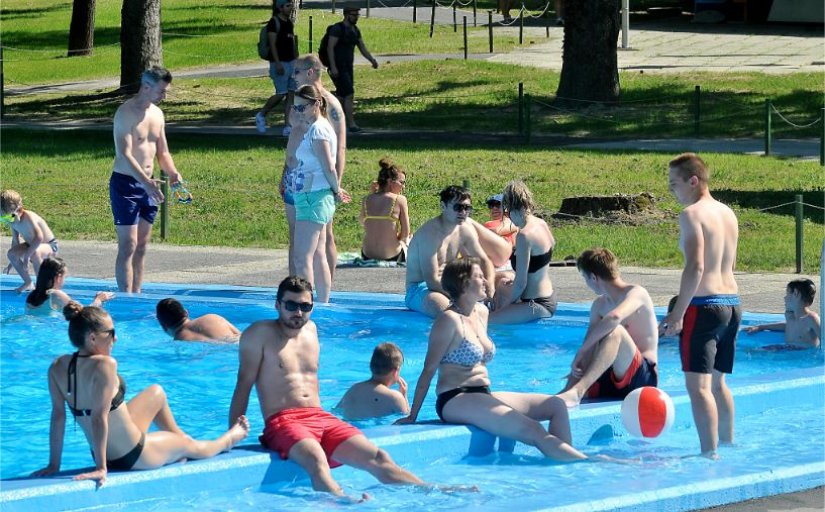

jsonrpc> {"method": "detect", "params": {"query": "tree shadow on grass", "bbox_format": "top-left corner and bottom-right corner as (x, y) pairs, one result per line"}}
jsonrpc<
(715, 190), (824, 224)
(1, 4), (68, 21)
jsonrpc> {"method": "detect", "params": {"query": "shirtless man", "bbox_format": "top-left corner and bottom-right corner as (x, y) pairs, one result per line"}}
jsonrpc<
(110, 67), (183, 293)
(336, 342), (409, 421)
(557, 248), (658, 408)
(229, 276), (424, 498)
(293, 55), (346, 282)
(156, 298), (241, 343)
(660, 153), (740, 459)
(744, 278), (820, 348)
(405, 186), (496, 318)
(1, 189), (59, 293)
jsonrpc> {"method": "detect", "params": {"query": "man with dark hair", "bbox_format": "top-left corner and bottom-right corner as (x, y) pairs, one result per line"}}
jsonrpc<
(111, 66), (183, 293)
(229, 276), (425, 498)
(156, 298), (240, 342)
(335, 342), (409, 420)
(256, 0), (298, 136)
(325, 6), (378, 132)
(744, 278), (820, 348)
(405, 186), (495, 317)
(557, 248), (658, 408)
(660, 152), (740, 459)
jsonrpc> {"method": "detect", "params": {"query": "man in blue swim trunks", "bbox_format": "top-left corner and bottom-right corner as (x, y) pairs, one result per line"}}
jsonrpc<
(660, 153), (740, 459)
(556, 248), (659, 408)
(110, 67), (184, 293)
(405, 186), (495, 318)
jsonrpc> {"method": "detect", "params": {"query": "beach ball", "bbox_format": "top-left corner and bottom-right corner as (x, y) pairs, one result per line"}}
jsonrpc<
(621, 387), (675, 438)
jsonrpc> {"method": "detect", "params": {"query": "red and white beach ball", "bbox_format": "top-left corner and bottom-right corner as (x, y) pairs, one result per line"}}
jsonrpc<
(621, 387), (675, 438)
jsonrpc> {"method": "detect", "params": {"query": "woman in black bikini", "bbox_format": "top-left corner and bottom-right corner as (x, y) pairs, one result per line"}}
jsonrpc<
(490, 180), (558, 324)
(32, 303), (249, 485)
(360, 158), (410, 261)
(396, 258), (587, 462)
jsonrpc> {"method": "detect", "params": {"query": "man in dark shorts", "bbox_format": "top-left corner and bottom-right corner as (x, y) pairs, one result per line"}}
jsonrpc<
(229, 276), (424, 498)
(111, 67), (184, 293)
(557, 248), (659, 408)
(325, 7), (378, 132)
(660, 153), (740, 459)
(255, 0), (298, 136)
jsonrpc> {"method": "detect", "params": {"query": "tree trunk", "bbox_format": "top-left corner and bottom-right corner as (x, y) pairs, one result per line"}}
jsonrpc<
(68, 0), (96, 57)
(120, 0), (163, 94)
(556, 0), (621, 105)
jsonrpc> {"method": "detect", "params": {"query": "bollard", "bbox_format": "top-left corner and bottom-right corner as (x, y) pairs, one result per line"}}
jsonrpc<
(519, 6), (524, 44)
(413, 0), (417, 23)
(332, 0), (336, 14)
(430, 1), (437, 38)
(453, 4), (457, 32)
(545, 13), (550, 37)
(621, 0), (630, 49)
(488, 11), (494, 53)
(463, 16), (468, 59)
(525, 94), (532, 144)
(820, 107), (824, 166)
(308, 16), (313, 53)
(518, 82), (524, 134)
(795, 194), (804, 273)
(764, 99), (772, 156)
(159, 173), (169, 241)
(473, 0), (477, 26)
(367, 0), (371, 18)
(694, 85), (701, 136)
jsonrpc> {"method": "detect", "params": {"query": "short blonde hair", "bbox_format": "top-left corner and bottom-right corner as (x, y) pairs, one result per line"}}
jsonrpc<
(502, 180), (535, 213)
(1, 190), (22, 214)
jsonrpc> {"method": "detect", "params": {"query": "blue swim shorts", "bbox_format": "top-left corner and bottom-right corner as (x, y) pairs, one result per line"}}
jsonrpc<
(294, 189), (335, 225)
(109, 173), (158, 226)
(269, 60), (297, 95)
(405, 281), (430, 314)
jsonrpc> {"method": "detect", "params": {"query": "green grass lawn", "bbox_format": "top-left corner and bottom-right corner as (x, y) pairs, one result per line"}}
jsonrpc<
(7, 60), (822, 140)
(2, 129), (822, 272)
(2, 0), (519, 85)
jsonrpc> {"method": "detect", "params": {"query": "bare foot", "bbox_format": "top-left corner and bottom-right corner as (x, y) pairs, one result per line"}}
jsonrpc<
(15, 282), (34, 294)
(556, 389), (583, 408)
(701, 450), (719, 460)
(225, 415), (250, 450)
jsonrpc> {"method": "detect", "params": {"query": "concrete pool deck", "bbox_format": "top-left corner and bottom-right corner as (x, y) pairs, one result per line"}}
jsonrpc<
(0, 237), (822, 510)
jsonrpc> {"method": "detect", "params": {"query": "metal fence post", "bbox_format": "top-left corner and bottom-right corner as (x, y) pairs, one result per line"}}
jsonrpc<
(453, 4), (457, 32)
(488, 11), (494, 53)
(463, 17), (468, 59)
(366, 0), (371, 17)
(413, 0), (417, 23)
(519, 5), (524, 44)
(621, 0), (630, 49)
(430, 1), (437, 38)
(332, 0), (336, 14)
(694, 85), (701, 136)
(308, 16), (313, 53)
(473, 0), (477, 26)
(159, 173), (169, 241)
(518, 82), (524, 134)
(764, 99), (772, 156)
(525, 94), (532, 144)
(795, 194), (804, 273)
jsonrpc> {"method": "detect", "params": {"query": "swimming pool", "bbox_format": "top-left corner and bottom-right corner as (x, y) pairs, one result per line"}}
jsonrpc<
(1, 276), (823, 511)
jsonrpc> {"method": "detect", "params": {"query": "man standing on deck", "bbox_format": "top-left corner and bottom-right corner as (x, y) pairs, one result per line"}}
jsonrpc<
(110, 67), (183, 293)
(660, 153), (741, 459)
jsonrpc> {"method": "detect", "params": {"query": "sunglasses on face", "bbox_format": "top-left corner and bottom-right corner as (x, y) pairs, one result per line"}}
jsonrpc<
(486, 201), (501, 208)
(394, 179), (406, 186)
(292, 102), (314, 113)
(452, 203), (474, 213)
(283, 300), (314, 312)
(99, 328), (116, 338)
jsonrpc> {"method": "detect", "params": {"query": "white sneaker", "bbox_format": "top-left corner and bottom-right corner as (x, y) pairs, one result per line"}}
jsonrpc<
(255, 112), (267, 133)
(282, 125), (292, 137)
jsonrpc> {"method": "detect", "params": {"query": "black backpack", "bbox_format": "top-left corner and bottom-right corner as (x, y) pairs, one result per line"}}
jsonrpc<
(318, 25), (333, 67)
(257, 18), (280, 60)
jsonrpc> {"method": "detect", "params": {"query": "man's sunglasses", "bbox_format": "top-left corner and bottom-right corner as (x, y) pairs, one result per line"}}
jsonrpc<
(283, 300), (314, 312)
(452, 203), (474, 213)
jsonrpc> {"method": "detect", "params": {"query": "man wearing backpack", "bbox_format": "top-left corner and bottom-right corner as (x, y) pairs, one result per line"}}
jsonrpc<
(256, 0), (298, 136)
(325, 7), (378, 133)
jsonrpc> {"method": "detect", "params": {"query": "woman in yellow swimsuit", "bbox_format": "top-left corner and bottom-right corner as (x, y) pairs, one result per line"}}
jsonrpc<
(360, 158), (410, 261)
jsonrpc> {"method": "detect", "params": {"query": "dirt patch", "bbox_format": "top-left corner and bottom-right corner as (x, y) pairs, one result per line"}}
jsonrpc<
(541, 192), (674, 226)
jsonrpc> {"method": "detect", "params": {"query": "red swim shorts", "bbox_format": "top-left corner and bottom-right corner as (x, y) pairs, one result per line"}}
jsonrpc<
(259, 407), (362, 468)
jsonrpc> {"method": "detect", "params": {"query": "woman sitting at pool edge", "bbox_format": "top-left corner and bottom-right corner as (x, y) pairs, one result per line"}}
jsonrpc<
(32, 302), (249, 485)
(26, 257), (114, 313)
(395, 258), (589, 462)
(490, 180), (557, 324)
(360, 158), (410, 262)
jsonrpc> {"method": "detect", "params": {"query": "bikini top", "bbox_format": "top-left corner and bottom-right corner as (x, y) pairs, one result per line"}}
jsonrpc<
(440, 316), (496, 367)
(362, 194), (400, 228)
(67, 352), (126, 417)
(510, 247), (553, 274)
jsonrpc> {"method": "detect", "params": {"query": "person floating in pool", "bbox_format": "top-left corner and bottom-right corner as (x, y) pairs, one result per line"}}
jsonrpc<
(155, 298), (241, 343)
(335, 342), (409, 420)
(32, 303), (249, 486)
(26, 257), (114, 314)
(405, 185), (498, 318)
(659, 153), (740, 460)
(228, 276), (426, 499)
(1, 189), (60, 294)
(396, 258), (593, 462)
(556, 248), (659, 408)
(489, 181), (558, 324)
(744, 278), (820, 349)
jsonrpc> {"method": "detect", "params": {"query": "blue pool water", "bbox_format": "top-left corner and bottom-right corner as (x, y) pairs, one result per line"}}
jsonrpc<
(1, 276), (823, 511)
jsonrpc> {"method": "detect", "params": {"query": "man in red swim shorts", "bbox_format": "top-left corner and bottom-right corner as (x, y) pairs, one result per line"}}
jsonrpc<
(229, 276), (424, 498)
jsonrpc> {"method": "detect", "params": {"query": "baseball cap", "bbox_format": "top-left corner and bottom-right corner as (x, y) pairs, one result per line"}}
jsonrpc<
(276, 0), (291, 7)
(486, 194), (503, 206)
(343, 6), (361, 13)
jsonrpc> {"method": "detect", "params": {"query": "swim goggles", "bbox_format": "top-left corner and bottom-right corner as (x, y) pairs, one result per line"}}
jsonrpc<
(0, 214), (14, 224)
(171, 182), (193, 204)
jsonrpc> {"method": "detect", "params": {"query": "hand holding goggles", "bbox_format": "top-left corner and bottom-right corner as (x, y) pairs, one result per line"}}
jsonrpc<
(171, 181), (193, 204)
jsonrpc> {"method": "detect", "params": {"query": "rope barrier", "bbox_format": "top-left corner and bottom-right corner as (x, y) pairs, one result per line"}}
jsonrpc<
(801, 203), (825, 211)
(756, 201), (798, 212)
(770, 104), (823, 129)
